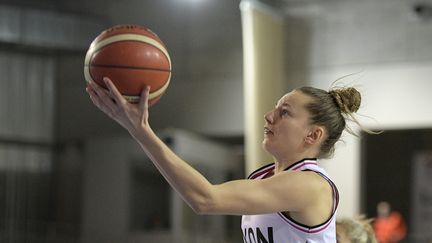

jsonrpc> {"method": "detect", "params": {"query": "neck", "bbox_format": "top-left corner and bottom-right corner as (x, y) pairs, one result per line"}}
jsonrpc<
(273, 153), (317, 173)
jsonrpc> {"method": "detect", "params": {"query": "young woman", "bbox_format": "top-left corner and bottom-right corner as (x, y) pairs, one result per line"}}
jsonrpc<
(86, 77), (363, 243)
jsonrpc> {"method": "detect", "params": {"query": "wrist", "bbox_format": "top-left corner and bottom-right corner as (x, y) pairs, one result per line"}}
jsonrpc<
(128, 123), (153, 140)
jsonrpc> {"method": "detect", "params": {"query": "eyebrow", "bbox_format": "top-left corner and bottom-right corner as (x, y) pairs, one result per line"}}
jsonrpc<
(276, 102), (292, 108)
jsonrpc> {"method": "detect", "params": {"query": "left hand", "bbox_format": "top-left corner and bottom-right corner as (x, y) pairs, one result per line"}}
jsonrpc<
(86, 77), (152, 135)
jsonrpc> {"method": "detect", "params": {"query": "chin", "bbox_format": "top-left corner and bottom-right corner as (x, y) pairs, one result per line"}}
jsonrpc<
(262, 140), (272, 154)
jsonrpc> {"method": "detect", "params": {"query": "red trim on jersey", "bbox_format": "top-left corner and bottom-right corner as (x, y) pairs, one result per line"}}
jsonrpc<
(250, 166), (274, 179)
(291, 161), (318, 171)
(248, 159), (318, 180)
(247, 163), (274, 179)
(283, 158), (317, 171)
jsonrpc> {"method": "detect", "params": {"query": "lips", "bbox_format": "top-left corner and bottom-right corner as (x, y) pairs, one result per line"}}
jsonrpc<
(264, 126), (273, 135)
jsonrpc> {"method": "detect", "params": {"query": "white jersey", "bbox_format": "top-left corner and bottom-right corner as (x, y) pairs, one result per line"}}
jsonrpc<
(241, 158), (339, 243)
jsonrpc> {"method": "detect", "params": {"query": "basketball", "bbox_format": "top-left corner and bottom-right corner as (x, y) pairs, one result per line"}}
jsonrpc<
(84, 24), (171, 105)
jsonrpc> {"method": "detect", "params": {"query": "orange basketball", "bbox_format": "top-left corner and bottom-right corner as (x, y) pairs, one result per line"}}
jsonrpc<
(84, 24), (171, 105)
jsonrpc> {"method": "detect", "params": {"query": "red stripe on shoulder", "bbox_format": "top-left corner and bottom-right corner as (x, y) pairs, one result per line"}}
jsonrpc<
(247, 163), (274, 179)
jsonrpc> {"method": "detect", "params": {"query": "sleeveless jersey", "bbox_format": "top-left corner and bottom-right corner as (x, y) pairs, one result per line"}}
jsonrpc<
(241, 158), (339, 243)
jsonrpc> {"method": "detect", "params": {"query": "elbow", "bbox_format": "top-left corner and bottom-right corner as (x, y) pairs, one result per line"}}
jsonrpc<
(190, 199), (214, 215)
(189, 192), (219, 215)
(187, 184), (220, 215)
(191, 203), (207, 215)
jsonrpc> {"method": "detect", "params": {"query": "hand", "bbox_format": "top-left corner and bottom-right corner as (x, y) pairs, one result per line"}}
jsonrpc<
(86, 77), (151, 135)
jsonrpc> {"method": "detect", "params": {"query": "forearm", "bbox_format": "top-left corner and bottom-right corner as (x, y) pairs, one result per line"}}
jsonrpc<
(88, 79), (218, 213)
(130, 127), (216, 214)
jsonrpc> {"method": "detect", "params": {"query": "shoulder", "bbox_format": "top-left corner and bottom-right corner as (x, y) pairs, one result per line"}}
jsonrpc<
(276, 171), (335, 223)
(285, 170), (334, 208)
(282, 170), (331, 190)
(272, 170), (333, 202)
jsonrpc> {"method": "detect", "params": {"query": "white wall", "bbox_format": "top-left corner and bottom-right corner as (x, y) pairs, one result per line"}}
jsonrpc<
(279, 0), (432, 217)
(307, 62), (432, 217)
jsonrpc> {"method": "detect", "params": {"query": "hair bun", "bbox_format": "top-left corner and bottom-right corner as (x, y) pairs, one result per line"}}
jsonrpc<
(329, 87), (361, 113)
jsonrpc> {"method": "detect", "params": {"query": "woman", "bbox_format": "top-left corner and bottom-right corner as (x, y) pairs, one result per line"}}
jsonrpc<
(86, 77), (363, 242)
(373, 201), (407, 243)
(337, 216), (377, 243)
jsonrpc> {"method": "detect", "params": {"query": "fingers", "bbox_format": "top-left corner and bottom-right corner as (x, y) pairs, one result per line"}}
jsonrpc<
(86, 78), (151, 125)
(139, 85), (151, 112)
(103, 77), (126, 106)
(86, 80), (118, 117)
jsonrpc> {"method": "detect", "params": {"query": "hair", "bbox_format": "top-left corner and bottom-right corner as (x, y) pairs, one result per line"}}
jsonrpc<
(296, 85), (362, 158)
(336, 216), (377, 243)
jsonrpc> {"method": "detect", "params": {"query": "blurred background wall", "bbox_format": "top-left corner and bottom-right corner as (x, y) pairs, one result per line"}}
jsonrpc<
(0, 0), (432, 242)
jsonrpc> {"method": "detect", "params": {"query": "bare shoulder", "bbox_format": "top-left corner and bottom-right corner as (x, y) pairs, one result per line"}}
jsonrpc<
(302, 171), (333, 192)
(280, 170), (334, 225)
(269, 170), (334, 209)
(296, 170), (333, 205)
(276, 170), (332, 195)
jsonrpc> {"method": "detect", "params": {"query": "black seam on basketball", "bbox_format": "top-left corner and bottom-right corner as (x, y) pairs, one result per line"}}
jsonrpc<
(89, 64), (171, 72)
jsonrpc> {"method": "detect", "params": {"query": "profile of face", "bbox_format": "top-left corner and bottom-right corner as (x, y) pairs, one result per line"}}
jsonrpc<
(262, 90), (319, 159)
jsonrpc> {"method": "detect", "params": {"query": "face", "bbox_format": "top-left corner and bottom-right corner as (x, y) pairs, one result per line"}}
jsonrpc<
(377, 201), (391, 217)
(262, 90), (315, 159)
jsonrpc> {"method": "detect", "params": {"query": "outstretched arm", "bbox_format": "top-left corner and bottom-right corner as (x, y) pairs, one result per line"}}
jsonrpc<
(86, 78), (328, 215)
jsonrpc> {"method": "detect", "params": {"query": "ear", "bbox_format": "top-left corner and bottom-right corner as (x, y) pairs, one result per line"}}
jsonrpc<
(305, 126), (325, 145)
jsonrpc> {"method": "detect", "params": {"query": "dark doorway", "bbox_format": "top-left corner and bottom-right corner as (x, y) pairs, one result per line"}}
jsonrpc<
(361, 128), (432, 242)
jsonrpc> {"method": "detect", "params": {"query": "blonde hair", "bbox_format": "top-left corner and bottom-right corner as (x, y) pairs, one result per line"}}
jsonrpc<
(336, 216), (377, 243)
(297, 86), (362, 158)
(297, 81), (381, 159)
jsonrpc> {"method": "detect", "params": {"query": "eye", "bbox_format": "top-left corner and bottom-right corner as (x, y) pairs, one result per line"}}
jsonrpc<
(280, 109), (290, 117)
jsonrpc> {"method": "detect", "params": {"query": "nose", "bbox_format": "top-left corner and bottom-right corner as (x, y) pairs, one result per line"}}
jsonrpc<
(264, 110), (274, 124)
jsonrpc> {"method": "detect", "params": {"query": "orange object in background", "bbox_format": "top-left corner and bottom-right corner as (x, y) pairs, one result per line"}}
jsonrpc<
(373, 201), (407, 243)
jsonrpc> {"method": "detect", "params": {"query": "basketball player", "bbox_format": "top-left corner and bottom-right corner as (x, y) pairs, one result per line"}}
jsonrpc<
(336, 216), (377, 243)
(86, 77), (364, 242)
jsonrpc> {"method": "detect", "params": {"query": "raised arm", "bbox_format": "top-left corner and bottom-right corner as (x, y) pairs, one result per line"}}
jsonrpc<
(86, 78), (330, 216)
(127, 125), (327, 216)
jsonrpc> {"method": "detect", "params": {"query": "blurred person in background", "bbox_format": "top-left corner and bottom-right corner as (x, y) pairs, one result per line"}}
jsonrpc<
(373, 201), (407, 243)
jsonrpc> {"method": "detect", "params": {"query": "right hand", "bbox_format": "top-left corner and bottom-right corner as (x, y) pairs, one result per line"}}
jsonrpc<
(86, 77), (152, 136)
